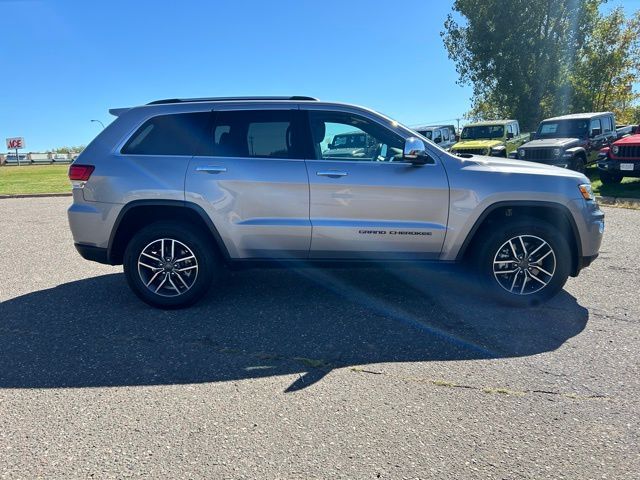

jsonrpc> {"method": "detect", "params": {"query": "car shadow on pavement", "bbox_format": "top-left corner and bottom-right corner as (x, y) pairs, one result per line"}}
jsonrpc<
(0, 266), (588, 392)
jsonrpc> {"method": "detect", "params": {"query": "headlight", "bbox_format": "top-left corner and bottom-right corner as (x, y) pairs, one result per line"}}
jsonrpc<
(578, 183), (594, 201)
(518, 148), (525, 157)
(553, 148), (561, 156)
(612, 145), (619, 155)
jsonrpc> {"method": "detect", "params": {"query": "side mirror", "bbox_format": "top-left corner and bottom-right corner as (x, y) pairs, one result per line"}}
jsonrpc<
(403, 137), (430, 164)
(434, 137), (442, 144)
(455, 134), (460, 142)
(506, 132), (514, 139)
(590, 128), (601, 137)
(327, 143), (334, 149)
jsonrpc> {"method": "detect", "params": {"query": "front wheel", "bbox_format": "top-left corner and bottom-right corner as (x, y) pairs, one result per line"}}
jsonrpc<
(599, 170), (622, 185)
(476, 220), (571, 306)
(572, 156), (586, 173)
(123, 222), (220, 309)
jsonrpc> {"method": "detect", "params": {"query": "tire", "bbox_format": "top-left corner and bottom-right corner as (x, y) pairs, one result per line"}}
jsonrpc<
(572, 156), (586, 173)
(475, 219), (571, 307)
(123, 222), (220, 309)
(599, 170), (622, 185)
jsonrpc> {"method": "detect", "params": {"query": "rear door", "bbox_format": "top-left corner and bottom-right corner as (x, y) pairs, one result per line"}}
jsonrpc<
(302, 107), (450, 260)
(185, 106), (311, 259)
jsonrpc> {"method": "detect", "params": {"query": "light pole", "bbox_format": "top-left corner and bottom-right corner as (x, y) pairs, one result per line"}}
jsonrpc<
(90, 119), (105, 129)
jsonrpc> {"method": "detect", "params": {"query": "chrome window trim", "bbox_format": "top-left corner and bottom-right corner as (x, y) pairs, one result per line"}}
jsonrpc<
(300, 103), (440, 166)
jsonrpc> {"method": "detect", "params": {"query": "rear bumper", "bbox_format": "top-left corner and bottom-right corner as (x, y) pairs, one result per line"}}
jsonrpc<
(74, 243), (110, 265)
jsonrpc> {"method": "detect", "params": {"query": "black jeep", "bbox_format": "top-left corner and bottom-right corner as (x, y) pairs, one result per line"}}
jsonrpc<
(515, 112), (617, 173)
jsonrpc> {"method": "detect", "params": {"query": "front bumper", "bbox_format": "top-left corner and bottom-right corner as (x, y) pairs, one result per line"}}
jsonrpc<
(567, 197), (604, 276)
(578, 253), (598, 271)
(518, 156), (572, 168)
(453, 148), (505, 157)
(597, 159), (640, 177)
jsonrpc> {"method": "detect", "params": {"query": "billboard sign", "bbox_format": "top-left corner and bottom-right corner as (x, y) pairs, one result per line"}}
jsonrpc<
(6, 137), (25, 150)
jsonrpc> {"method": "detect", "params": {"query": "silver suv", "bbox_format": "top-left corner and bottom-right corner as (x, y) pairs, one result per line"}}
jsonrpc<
(68, 96), (604, 308)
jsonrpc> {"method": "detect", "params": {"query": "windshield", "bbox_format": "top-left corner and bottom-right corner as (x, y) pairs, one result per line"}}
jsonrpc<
(461, 125), (504, 140)
(416, 130), (433, 139)
(536, 119), (588, 138)
(331, 133), (369, 149)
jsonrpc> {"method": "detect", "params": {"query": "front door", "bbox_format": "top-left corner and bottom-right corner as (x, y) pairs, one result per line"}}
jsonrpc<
(303, 108), (450, 260)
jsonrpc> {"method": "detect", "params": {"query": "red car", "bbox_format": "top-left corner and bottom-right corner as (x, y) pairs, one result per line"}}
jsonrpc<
(597, 132), (640, 184)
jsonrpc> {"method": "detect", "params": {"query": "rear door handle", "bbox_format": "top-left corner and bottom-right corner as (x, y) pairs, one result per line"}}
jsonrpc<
(196, 166), (227, 174)
(316, 170), (348, 178)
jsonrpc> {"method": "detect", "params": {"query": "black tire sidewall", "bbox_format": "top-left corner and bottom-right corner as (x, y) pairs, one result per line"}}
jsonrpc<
(600, 171), (622, 184)
(123, 222), (217, 309)
(477, 220), (571, 306)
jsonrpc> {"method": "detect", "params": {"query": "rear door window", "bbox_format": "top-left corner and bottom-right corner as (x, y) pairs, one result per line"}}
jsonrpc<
(209, 110), (306, 159)
(122, 112), (212, 156)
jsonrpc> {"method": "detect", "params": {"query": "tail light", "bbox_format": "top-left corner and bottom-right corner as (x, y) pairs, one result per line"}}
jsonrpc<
(68, 164), (95, 181)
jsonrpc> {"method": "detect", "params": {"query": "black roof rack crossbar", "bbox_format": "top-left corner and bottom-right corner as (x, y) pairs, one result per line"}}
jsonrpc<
(147, 96), (318, 105)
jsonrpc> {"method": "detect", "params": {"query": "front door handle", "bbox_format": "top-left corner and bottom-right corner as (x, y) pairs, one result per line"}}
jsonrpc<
(196, 166), (227, 174)
(316, 170), (348, 178)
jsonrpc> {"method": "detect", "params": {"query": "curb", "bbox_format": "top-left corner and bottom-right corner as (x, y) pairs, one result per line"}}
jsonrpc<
(0, 192), (72, 199)
(596, 195), (640, 209)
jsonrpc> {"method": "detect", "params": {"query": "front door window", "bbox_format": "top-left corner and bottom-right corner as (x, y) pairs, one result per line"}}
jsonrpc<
(308, 111), (404, 162)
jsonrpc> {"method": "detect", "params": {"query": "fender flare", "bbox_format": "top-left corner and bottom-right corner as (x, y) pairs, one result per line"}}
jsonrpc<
(455, 200), (583, 269)
(565, 146), (587, 159)
(107, 199), (231, 264)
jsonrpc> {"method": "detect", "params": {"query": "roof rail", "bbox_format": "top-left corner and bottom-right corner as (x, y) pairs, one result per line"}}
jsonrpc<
(147, 96), (318, 105)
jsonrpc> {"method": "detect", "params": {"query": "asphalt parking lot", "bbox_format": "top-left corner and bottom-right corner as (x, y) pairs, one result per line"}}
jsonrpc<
(1, 197), (638, 479)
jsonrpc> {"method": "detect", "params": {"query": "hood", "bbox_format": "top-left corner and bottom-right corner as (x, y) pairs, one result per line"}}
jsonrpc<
(322, 147), (366, 157)
(452, 139), (503, 149)
(613, 133), (640, 146)
(521, 138), (579, 149)
(456, 154), (589, 182)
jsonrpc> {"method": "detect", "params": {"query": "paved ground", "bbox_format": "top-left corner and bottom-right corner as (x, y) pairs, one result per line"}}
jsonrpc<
(0, 197), (638, 479)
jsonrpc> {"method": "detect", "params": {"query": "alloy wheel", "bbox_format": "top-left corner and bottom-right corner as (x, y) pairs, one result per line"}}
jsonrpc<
(492, 235), (556, 295)
(137, 238), (198, 297)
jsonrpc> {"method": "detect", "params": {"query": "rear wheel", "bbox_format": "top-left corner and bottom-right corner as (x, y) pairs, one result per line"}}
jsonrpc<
(123, 222), (220, 308)
(476, 219), (571, 306)
(599, 170), (622, 185)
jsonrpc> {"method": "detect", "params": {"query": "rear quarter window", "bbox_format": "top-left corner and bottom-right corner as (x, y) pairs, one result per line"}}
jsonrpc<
(121, 112), (212, 156)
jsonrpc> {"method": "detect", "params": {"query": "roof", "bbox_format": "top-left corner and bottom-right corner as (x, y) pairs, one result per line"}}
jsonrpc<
(110, 96), (320, 116)
(543, 112), (613, 121)
(412, 124), (454, 131)
(147, 96), (318, 105)
(464, 120), (516, 127)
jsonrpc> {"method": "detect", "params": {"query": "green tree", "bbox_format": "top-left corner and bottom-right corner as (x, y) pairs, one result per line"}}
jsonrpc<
(441, 0), (603, 130)
(48, 145), (86, 154)
(570, 8), (640, 124)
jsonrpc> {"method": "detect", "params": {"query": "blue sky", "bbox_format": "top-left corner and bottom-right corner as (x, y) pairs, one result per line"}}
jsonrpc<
(1, 0), (639, 152)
